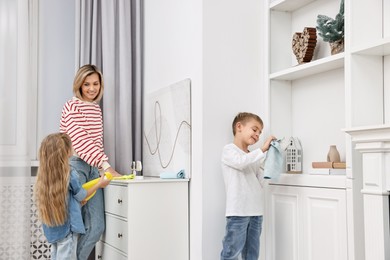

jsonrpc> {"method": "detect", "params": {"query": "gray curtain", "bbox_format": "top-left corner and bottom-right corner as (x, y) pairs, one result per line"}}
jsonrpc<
(75, 0), (143, 175)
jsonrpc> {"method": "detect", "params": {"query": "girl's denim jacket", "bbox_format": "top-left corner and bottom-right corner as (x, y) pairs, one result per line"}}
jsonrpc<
(42, 170), (87, 243)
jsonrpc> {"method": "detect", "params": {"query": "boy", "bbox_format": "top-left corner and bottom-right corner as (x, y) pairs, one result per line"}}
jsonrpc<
(220, 112), (275, 260)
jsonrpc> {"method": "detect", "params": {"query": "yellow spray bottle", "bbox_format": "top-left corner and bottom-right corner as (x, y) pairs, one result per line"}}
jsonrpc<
(82, 172), (113, 201)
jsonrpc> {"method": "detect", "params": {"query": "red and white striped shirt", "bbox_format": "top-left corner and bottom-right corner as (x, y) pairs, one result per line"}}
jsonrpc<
(60, 97), (110, 170)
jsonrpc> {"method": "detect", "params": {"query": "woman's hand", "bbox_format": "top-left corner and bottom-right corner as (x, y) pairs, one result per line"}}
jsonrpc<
(106, 167), (122, 177)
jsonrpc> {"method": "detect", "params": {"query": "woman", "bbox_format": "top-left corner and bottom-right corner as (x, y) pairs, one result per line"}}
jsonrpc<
(60, 64), (121, 259)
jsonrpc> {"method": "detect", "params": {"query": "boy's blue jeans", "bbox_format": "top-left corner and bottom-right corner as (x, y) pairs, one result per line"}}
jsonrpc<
(70, 157), (105, 260)
(221, 216), (263, 260)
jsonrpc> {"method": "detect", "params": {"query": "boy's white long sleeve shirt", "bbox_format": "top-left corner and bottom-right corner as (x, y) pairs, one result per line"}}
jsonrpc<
(221, 143), (266, 217)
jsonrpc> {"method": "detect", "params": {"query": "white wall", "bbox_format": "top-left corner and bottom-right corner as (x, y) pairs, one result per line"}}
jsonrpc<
(143, 1), (203, 259)
(35, 0), (75, 159)
(202, 1), (265, 259)
(144, 0), (265, 259)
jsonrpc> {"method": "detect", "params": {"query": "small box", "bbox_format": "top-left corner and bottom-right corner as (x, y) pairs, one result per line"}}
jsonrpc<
(309, 168), (346, 175)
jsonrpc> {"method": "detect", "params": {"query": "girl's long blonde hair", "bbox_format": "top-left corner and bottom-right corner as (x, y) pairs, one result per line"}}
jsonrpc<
(35, 133), (72, 227)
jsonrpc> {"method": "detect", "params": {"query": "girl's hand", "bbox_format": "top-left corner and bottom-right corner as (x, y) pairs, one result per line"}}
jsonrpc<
(261, 135), (277, 152)
(82, 173), (112, 204)
(98, 173), (111, 188)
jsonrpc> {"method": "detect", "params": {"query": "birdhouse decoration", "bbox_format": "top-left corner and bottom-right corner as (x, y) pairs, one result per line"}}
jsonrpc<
(286, 137), (302, 173)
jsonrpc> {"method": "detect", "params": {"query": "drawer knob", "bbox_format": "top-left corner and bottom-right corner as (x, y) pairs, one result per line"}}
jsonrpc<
(117, 198), (122, 204)
(97, 255), (102, 259)
(118, 233), (123, 238)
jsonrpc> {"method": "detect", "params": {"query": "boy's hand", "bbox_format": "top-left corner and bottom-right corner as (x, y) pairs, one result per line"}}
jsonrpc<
(261, 135), (277, 152)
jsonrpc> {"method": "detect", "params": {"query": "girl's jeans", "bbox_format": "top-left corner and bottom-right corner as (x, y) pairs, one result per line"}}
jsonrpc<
(51, 232), (79, 260)
(221, 216), (263, 260)
(70, 156), (105, 260)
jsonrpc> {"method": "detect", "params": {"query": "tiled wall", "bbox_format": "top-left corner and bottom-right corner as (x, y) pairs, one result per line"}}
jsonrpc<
(30, 182), (51, 259)
(0, 177), (50, 259)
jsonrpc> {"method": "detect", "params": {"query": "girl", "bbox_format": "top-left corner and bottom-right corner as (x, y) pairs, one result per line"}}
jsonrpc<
(34, 133), (110, 260)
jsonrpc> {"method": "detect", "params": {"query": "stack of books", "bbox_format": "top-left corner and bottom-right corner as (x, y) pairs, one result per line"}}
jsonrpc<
(309, 161), (346, 175)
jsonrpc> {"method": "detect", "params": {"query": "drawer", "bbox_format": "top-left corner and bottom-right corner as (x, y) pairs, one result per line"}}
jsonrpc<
(104, 184), (128, 218)
(96, 240), (127, 260)
(102, 214), (128, 254)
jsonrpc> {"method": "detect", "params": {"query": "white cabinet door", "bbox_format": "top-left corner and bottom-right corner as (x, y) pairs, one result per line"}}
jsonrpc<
(267, 185), (301, 260)
(127, 182), (189, 260)
(96, 241), (127, 260)
(103, 184), (128, 218)
(302, 187), (347, 260)
(103, 214), (128, 254)
(266, 185), (347, 260)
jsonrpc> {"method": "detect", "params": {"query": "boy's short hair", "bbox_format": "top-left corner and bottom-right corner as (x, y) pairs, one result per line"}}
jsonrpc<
(232, 112), (263, 135)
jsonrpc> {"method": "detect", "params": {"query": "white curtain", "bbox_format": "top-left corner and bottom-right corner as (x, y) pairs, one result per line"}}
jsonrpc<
(75, 0), (143, 175)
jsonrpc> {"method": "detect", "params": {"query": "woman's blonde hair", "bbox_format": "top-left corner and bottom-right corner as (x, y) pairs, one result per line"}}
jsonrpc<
(35, 133), (73, 227)
(73, 64), (104, 102)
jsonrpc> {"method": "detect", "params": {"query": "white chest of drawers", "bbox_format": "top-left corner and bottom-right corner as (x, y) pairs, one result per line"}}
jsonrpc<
(96, 177), (189, 260)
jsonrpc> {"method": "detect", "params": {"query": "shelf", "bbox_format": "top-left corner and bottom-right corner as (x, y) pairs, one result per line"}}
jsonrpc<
(31, 160), (39, 167)
(269, 0), (317, 12)
(268, 173), (347, 189)
(343, 124), (390, 143)
(0, 160), (34, 167)
(269, 52), (345, 81)
(351, 38), (390, 56)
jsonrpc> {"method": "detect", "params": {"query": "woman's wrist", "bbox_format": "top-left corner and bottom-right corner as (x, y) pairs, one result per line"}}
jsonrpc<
(101, 161), (111, 171)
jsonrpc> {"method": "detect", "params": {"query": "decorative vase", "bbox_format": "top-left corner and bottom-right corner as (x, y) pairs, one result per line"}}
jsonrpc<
(330, 39), (344, 55)
(327, 145), (341, 162)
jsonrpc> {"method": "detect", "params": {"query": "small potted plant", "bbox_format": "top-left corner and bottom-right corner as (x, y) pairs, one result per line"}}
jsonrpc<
(316, 0), (344, 55)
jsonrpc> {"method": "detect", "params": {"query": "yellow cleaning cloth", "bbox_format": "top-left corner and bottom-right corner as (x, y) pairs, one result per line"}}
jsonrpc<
(112, 174), (135, 180)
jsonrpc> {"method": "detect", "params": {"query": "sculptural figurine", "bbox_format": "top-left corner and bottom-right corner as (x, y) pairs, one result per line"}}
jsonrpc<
(292, 27), (317, 64)
(327, 145), (341, 163)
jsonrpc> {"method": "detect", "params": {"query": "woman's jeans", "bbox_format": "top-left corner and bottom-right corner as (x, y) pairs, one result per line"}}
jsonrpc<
(221, 216), (263, 260)
(51, 232), (79, 260)
(70, 156), (105, 260)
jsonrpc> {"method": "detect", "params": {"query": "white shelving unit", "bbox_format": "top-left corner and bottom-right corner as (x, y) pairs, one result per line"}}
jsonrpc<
(263, 0), (390, 259)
